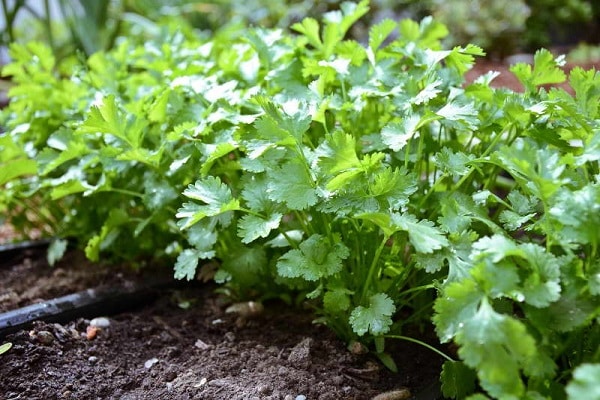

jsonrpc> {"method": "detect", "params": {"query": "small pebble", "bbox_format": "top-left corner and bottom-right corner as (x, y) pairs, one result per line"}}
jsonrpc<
(36, 331), (55, 345)
(296, 395), (307, 400)
(144, 358), (159, 369)
(372, 388), (411, 400)
(89, 317), (111, 328)
(164, 370), (177, 382)
(288, 338), (312, 368)
(224, 332), (236, 342)
(257, 384), (272, 395)
(88, 356), (98, 364)
(194, 339), (211, 350)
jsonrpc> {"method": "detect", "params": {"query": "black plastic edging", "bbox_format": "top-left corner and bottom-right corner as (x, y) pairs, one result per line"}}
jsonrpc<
(0, 239), (52, 268)
(0, 283), (157, 338)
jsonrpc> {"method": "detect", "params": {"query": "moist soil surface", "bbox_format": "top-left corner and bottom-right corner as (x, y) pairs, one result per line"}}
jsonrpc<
(0, 247), (444, 400)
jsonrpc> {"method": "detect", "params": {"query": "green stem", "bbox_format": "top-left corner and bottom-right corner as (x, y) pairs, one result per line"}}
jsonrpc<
(107, 188), (143, 198)
(43, 0), (55, 53)
(384, 335), (454, 362)
(360, 236), (388, 303)
(396, 283), (435, 298)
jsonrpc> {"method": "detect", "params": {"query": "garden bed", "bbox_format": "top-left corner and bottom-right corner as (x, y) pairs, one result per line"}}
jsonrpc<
(0, 245), (443, 400)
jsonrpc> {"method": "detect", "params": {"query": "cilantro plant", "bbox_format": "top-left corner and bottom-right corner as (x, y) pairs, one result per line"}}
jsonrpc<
(2, 2), (600, 398)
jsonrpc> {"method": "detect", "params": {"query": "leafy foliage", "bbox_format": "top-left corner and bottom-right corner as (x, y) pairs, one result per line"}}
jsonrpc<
(2, 3), (600, 399)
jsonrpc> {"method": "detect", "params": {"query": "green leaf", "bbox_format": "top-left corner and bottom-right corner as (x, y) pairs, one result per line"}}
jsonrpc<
(569, 67), (600, 118)
(368, 19), (397, 53)
(445, 44), (486, 76)
(84, 208), (129, 262)
(549, 185), (600, 246)
(267, 161), (317, 210)
(174, 249), (201, 281)
(391, 213), (449, 253)
(510, 49), (566, 92)
(398, 16), (448, 49)
(0, 158), (37, 185)
(277, 234), (350, 281)
(292, 18), (323, 51)
(177, 176), (241, 229)
(349, 293), (395, 336)
(237, 213), (283, 244)
(200, 141), (238, 176)
(441, 361), (477, 399)
(457, 299), (536, 398)
(566, 364), (600, 400)
(0, 342), (12, 355)
(368, 167), (417, 210)
(80, 95), (127, 142)
(381, 112), (440, 151)
(47, 239), (68, 267)
(434, 279), (483, 343)
(323, 287), (352, 313)
(220, 246), (267, 287)
(434, 147), (475, 177)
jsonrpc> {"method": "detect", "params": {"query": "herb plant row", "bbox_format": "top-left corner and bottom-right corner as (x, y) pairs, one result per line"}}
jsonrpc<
(1, 2), (599, 398)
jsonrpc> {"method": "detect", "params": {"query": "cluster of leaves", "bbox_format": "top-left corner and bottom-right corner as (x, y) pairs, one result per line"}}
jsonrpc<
(2, 2), (600, 398)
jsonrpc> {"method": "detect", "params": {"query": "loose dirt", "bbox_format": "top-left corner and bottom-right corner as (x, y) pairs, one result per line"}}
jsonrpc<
(0, 249), (443, 400)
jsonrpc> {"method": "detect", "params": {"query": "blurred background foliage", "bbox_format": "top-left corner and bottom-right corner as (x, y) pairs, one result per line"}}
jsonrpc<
(0, 0), (599, 65)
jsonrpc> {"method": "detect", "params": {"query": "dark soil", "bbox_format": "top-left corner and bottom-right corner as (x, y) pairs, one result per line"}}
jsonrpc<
(0, 248), (443, 400)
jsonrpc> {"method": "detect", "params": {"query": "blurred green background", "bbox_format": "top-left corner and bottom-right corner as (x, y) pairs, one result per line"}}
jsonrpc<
(1, 0), (599, 64)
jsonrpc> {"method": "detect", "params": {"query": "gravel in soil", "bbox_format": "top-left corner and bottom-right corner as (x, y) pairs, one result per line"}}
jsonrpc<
(0, 250), (443, 400)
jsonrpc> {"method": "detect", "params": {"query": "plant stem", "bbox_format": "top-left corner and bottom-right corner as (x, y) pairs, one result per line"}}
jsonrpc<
(384, 334), (454, 362)
(360, 236), (387, 304)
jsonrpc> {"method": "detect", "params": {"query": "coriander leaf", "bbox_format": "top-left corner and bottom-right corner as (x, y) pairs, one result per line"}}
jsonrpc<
(267, 161), (318, 210)
(47, 239), (68, 267)
(569, 67), (600, 118)
(368, 19), (397, 53)
(441, 361), (477, 399)
(349, 293), (395, 336)
(38, 138), (90, 175)
(436, 100), (478, 130)
(368, 167), (417, 210)
(317, 130), (360, 175)
(254, 96), (311, 144)
(0, 158), (37, 185)
(323, 287), (352, 313)
(276, 234), (350, 281)
(472, 235), (523, 263)
(177, 176), (240, 229)
(391, 213), (449, 253)
(444, 44), (486, 75)
(525, 285), (597, 333)
(292, 18), (323, 51)
(434, 279), (483, 343)
(519, 243), (561, 307)
(398, 16), (448, 49)
(200, 141), (238, 176)
(499, 210), (536, 231)
(237, 213), (283, 244)
(80, 95), (143, 148)
(566, 364), (600, 400)
(588, 261), (600, 296)
(549, 185), (600, 245)
(381, 112), (440, 151)
(220, 246), (267, 287)
(510, 49), (566, 92)
(457, 299), (533, 398)
(174, 249), (202, 281)
(434, 147), (475, 177)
